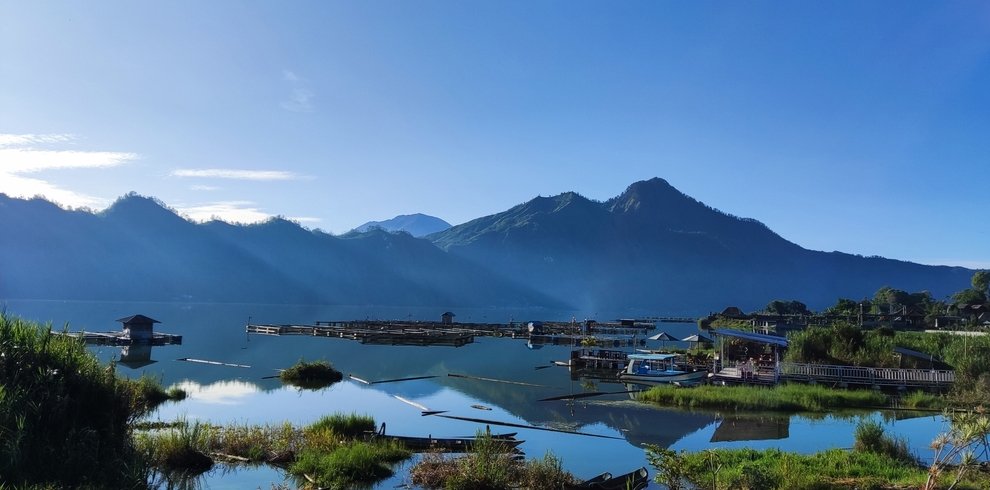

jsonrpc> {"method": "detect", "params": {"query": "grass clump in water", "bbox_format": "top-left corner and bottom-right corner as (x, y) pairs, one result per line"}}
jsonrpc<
(137, 419), (214, 476)
(900, 390), (946, 410)
(279, 358), (343, 390)
(307, 412), (376, 439)
(289, 440), (410, 488)
(409, 433), (575, 489)
(638, 383), (888, 411)
(853, 419), (915, 464)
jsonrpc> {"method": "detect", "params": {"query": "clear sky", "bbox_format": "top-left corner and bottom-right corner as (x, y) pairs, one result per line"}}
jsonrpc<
(1, 1), (988, 268)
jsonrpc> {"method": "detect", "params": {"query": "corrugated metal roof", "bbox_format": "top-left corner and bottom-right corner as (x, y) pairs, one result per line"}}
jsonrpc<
(713, 328), (788, 347)
(893, 346), (941, 361)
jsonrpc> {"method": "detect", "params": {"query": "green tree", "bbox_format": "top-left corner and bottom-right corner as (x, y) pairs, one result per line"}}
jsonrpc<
(828, 298), (858, 315)
(953, 288), (987, 307)
(972, 270), (990, 296)
(766, 300), (810, 315)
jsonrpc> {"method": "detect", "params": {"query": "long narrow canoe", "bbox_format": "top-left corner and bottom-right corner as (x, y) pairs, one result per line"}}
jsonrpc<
(368, 433), (522, 452)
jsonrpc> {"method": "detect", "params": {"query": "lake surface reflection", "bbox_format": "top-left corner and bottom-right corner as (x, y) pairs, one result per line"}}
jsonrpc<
(7, 301), (950, 488)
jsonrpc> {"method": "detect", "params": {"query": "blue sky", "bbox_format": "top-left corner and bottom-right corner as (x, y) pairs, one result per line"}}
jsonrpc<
(1, 1), (988, 268)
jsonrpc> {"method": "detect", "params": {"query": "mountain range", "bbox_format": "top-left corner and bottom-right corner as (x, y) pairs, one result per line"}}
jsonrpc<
(0, 179), (974, 313)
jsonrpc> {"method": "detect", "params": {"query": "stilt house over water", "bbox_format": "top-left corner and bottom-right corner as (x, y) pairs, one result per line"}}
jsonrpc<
(117, 314), (160, 342)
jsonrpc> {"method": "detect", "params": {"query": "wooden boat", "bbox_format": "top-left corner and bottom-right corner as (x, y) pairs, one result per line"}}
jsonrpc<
(617, 353), (708, 386)
(565, 467), (649, 489)
(368, 430), (522, 452)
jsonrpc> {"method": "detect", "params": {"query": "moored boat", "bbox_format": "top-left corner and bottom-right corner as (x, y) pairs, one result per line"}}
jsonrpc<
(617, 353), (708, 386)
(565, 466), (649, 490)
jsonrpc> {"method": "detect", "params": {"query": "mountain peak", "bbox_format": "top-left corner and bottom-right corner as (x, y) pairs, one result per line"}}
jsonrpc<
(353, 213), (451, 237)
(100, 192), (189, 226)
(609, 178), (685, 213)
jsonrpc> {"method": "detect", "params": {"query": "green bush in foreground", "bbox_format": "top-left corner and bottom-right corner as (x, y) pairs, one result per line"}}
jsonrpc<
(0, 312), (177, 487)
(646, 446), (928, 489)
(639, 383), (888, 412)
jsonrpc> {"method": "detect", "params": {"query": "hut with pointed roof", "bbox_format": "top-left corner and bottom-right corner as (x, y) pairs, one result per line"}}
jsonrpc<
(117, 314), (160, 342)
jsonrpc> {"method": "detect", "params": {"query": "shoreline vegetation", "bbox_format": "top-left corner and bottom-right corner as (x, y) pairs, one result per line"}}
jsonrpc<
(0, 312), (184, 487)
(638, 383), (945, 412)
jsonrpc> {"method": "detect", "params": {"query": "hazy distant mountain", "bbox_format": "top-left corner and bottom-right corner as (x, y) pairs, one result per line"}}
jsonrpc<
(429, 178), (973, 313)
(0, 180), (975, 314)
(353, 213), (451, 237)
(0, 193), (559, 308)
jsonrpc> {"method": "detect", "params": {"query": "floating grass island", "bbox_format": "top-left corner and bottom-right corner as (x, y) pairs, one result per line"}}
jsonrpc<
(278, 358), (344, 389)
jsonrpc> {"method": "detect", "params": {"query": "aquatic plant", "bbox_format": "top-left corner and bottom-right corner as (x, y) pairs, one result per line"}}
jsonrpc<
(900, 390), (946, 410)
(409, 451), (461, 488)
(518, 451), (577, 488)
(289, 440), (410, 488)
(137, 419), (214, 475)
(278, 358), (343, 389)
(853, 419), (915, 464)
(638, 383), (888, 412)
(307, 412), (376, 438)
(409, 432), (574, 489)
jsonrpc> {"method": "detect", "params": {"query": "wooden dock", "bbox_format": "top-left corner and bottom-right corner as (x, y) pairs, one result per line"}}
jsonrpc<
(247, 323), (478, 347)
(55, 331), (183, 346)
(528, 334), (645, 348)
(247, 318), (658, 347)
(567, 348), (631, 370)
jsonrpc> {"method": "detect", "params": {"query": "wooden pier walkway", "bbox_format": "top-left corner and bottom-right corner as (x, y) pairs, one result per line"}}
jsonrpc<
(714, 362), (955, 389)
(778, 362), (954, 389)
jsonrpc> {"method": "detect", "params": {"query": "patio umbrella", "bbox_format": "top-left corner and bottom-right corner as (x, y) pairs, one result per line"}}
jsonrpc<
(682, 333), (714, 349)
(648, 331), (678, 350)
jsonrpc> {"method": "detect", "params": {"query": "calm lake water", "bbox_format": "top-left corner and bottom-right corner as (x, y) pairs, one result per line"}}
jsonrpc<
(7, 300), (949, 489)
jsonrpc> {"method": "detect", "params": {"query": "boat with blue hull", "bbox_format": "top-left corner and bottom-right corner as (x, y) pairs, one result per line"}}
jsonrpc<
(617, 353), (709, 386)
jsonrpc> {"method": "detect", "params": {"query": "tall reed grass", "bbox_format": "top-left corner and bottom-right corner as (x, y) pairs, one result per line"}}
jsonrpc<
(0, 312), (176, 487)
(638, 383), (888, 411)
